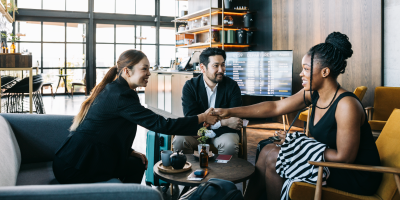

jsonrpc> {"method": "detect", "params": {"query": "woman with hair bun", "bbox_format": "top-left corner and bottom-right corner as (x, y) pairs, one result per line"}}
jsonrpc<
(53, 49), (219, 184)
(213, 32), (381, 199)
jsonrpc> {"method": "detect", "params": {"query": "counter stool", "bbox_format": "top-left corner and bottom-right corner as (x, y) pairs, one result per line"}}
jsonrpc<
(41, 83), (54, 97)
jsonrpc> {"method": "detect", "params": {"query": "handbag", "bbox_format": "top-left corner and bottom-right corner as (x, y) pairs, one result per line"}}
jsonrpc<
(188, 178), (243, 200)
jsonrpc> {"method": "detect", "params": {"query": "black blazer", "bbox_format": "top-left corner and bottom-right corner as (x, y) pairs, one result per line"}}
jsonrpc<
(55, 77), (198, 180)
(182, 74), (242, 137)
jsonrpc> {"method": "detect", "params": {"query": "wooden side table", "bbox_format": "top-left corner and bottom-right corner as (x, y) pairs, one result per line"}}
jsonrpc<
(154, 154), (255, 197)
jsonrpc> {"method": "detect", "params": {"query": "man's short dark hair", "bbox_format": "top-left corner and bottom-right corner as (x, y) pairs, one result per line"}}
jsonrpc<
(199, 48), (226, 68)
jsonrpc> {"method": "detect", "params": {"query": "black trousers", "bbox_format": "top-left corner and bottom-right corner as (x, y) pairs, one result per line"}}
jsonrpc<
(53, 156), (145, 184)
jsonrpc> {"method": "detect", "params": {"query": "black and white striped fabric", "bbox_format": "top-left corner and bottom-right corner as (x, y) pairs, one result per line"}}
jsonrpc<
(276, 132), (330, 200)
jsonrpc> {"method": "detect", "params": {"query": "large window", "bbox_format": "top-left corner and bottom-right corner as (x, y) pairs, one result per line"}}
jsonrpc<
(95, 24), (163, 84)
(15, 0), (174, 92)
(18, 0), (89, 11)
(15, 21), (87, 94)
(94, 0), (153, 15)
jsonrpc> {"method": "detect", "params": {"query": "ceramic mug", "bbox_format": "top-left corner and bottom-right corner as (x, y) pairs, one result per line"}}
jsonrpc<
(161, 150), (173, 167)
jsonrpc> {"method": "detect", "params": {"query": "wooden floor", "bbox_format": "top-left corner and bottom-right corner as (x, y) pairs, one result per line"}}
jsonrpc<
(40, 94), (304, 199)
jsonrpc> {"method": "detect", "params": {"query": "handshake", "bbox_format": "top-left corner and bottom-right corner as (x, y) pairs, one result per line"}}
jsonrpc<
(198, 108), (243, 130)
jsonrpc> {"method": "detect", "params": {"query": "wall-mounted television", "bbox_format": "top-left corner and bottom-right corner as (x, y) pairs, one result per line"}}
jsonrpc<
(225, 51), (293, 97)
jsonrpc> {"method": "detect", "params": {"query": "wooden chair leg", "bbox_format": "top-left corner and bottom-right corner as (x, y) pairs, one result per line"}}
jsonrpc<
(85, 86), (87, 96)
(50, 85), (54, 97)
(71, 85), (74, 97)
(41, 87), (43, 95)
(170, 183), (173, 196)
(314, 166), (323, 200)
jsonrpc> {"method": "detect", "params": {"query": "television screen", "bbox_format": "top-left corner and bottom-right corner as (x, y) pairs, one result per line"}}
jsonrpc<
(225, 51), (293, 97)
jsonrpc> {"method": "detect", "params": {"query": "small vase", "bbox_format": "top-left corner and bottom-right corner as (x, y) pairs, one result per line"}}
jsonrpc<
(198, 144), (210, 154)
(10, 42), (15, 53)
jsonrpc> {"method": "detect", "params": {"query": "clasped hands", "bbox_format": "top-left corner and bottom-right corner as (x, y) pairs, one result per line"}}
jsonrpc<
(202, 108), (243, 130)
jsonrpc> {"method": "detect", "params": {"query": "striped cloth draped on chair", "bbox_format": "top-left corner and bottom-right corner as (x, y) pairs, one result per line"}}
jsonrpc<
(276, 132), (330, 200)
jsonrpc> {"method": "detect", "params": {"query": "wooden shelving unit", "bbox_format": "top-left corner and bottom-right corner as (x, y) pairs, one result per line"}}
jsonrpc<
(174, 1), (254, 50)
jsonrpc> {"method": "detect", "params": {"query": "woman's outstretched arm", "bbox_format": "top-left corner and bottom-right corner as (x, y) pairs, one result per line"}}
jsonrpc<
(213, 89), (311, 119)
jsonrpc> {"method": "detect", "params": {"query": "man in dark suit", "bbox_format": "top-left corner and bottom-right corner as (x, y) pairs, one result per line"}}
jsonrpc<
(173, 48), (243, 156)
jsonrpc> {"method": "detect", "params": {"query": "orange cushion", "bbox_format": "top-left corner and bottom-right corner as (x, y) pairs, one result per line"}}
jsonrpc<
(289, 182), (381, 200)
(368, 120), (386, 131)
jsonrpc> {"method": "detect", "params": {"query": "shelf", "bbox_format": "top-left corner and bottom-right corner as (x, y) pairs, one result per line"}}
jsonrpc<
(175, 8), (221, 21)
(176, 25), (257, 35)
(176, 43), (253, 49)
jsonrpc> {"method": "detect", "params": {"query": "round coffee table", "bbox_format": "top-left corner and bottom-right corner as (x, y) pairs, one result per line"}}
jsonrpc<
(154, 154), (255, 196)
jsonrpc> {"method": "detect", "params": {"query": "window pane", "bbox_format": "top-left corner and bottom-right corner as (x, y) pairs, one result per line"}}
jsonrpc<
(43, 0), (65, 11)
(160, 46), (175, 67)
(116, 44), (136, 60)
(16, 43), (42, 68)
(136, 26), (156, 44)
(160, 27), (175, 44)
(66, 0), (89, 12)
(116, 25), (135, 43)
(116, 0), (135, 14)
(43, 43), (65, 67)
(42, 69), (64, 93)
(43, 22), (65, 42)
(160, 0), (175, 17)
(67, 44), (86, 68)
(94, 0), (116, 13)
(96, 68), (111, 85)
(18, 0), (41, 9)
(136, 0), (154, 15)
(138, 45), (155, 67)
(67, 23), (86, 42)
(96, 44), (114, 67)
(16, 21), (41, 41)
(96, 24), (114, 43)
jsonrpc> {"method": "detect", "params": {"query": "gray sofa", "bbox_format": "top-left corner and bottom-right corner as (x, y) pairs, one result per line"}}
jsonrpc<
(0, 114), (162, 200)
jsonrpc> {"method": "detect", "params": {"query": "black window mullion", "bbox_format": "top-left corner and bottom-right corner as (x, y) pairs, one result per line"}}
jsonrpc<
(41, 21), (43, 73)
(114, 24), (116, 65)
(64, 22), (67, 77)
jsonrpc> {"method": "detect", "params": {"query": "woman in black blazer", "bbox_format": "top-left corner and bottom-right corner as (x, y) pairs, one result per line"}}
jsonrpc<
(53, 50), (219, 184)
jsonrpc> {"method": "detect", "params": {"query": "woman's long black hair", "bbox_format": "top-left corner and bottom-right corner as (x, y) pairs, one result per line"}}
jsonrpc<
(305, 32), (354, 106)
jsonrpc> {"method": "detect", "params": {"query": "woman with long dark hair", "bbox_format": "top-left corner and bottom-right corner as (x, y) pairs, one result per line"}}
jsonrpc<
(53, 50), (219, 184)
(213, 32), (382, 199)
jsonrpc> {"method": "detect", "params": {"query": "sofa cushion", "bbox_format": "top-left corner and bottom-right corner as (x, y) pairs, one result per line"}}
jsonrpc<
(16, 162), (123, 186)
(0, 116), (21, 186)
(0, 114), (74, 164)
(16, 162), (58, 186)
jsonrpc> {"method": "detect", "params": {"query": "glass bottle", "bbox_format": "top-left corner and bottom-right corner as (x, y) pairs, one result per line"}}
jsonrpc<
(10, 42), (15, 53)
(200, 145), (208, 168)
(2, 41), (5, 53)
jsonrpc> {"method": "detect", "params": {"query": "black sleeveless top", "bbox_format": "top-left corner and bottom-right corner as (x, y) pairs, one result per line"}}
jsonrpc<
(309, 92), (382, 195)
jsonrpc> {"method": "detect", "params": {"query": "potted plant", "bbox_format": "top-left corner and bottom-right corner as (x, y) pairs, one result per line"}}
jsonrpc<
(197, 127), (210, 154)
(1, 33), (20, 53)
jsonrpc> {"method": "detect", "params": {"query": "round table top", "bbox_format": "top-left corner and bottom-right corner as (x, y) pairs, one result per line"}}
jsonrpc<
(55, 74), (72, 77)
(153, 154), (255, 187)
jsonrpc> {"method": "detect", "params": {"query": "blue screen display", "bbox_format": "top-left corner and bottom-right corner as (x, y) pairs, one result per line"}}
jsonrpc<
(225, 51), (293, 97)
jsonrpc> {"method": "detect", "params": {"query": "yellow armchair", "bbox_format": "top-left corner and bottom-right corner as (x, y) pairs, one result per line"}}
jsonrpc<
(290, 109), (400, 200)
(366, 87), (400, 132)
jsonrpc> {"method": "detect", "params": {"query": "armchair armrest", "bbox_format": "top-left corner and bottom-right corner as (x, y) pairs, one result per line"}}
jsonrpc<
(308, 161), (400, 174)
(308, 161), (400, 200)
(0, 183), (162, 200)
